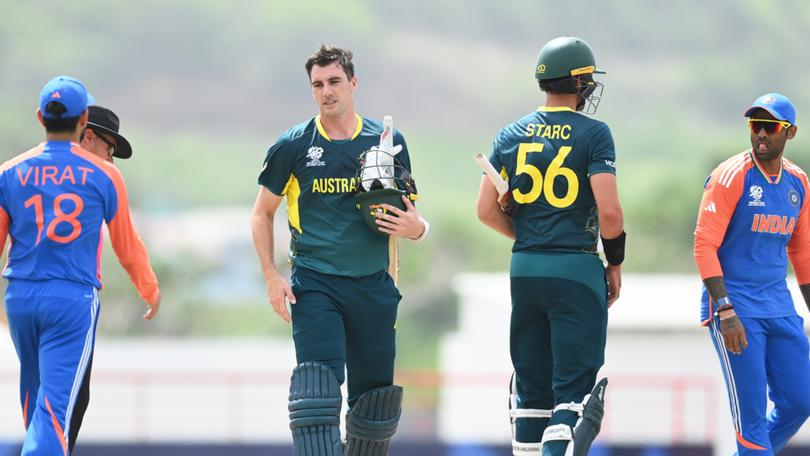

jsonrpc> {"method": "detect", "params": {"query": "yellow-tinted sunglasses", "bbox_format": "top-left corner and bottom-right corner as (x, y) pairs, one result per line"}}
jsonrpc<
(748, 118), (792, 135)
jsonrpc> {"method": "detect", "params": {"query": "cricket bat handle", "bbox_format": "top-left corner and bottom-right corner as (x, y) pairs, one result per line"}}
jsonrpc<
(475, 153), (509, 198)
(474, 153), (515, 215)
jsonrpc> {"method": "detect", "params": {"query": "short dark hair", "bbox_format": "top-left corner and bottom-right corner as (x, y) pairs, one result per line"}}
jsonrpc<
(538, 76), (578, 94)
(305, 45), (355, 80)
(42, 101), (81, 133)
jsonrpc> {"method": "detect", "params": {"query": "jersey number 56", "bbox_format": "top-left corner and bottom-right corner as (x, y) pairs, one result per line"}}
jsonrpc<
(512, 143), (579, 208)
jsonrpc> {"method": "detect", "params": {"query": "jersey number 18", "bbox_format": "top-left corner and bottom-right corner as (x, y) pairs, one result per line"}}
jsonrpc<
(24, 193), (84, 244)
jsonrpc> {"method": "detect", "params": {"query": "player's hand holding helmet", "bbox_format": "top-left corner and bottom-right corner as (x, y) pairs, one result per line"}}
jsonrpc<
(355, 144), (418, 234)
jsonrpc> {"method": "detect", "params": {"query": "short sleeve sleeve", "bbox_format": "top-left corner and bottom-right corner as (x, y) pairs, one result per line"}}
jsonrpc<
(586, 123), (616, 176)
(488, 130), (508, 179)
(258, 137), (295, 196)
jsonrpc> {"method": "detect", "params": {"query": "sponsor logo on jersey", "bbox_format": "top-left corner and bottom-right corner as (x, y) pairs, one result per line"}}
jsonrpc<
(748, 185), (765, 207)
(789, 189), (800, 207)
(751, 213), (795, 235)
(704, 202), (717, 213)
(306, 146), (326, 167)
(605, 159), (616, 169)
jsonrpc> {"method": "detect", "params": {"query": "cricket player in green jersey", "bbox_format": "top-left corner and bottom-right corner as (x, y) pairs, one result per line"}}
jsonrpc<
(476, 37), (625, 456)
(251, 45), (429, 456)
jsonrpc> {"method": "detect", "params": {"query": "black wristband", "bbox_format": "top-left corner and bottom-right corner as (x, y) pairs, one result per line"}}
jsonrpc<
(601, 231), (626, 266)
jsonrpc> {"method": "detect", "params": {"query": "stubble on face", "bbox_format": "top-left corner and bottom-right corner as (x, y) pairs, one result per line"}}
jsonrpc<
(749, 109), (788, 163)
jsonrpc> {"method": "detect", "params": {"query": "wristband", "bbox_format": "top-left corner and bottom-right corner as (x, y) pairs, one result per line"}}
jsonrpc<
(714, 298), (734, 320)
(718, 311), (736, 321)
(601, 231), (626, 266)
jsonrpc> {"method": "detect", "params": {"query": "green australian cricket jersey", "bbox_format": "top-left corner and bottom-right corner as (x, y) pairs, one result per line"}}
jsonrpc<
(489, 106), (616, 254)
(259, 114), (411, 277)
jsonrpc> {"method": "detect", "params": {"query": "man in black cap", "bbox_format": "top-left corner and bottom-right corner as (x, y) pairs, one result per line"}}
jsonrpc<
(80, 105), (133, 162)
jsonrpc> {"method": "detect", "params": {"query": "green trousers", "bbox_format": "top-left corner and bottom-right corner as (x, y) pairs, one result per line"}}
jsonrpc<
(509, 251), (608, 446)
(290, 266), (401, 408)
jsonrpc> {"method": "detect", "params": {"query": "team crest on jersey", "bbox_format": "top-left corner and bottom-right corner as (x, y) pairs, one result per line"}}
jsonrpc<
(789, 189), (800, 207)
(748, 185), (765, 207)
(306, 146), (326, 167)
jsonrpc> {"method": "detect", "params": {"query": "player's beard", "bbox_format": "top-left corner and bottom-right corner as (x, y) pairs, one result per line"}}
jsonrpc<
(753, 139), (783, 163)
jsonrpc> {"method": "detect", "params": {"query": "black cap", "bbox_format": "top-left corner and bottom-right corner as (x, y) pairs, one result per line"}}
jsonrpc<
(87, 105), (132, 159)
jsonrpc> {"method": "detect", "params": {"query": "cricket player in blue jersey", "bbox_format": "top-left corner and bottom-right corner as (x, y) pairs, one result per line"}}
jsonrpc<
(477, 37), (625, 456)
(251, 46), (429, 455)
(695, 93), (810, 455)
(0, 76), (160, 455)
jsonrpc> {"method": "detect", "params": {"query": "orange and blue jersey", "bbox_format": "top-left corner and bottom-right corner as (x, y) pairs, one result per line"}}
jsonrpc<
(694, 149), (810, 323)
(0, 140), (158, 303)
(695, 150), (810, 455)
(1, 140), (159, 454)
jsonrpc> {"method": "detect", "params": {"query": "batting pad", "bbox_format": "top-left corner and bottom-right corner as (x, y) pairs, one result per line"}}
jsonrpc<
(288, 362), (343, 456)
(344, 385), (403, 456)
(541, 377), (608, 456)
(571, 377), (608, 456)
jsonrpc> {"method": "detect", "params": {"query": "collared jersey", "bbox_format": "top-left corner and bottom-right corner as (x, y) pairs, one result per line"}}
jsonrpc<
(694, 150), (810, 322)
(489, 107), (616, 254)
(259, 115), (412, 277)
(0, 141), (159, 304)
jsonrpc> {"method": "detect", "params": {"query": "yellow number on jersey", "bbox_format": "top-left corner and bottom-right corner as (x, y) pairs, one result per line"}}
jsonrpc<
(511, 143), (579, 208)
(512, 143), (545, 204)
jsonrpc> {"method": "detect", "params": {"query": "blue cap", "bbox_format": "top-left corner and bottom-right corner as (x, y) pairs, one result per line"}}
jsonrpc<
(38, 76), (94, 119)
(744, 93), (796, 125)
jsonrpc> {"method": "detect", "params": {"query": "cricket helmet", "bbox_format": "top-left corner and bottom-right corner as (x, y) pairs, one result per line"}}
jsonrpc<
(534, 36), (605, 81)
(355, 147), (418, 235)
(535, 37), (606, 114)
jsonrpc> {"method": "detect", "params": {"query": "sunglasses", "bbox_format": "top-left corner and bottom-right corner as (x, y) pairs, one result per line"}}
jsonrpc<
(748, 118), (792, 135)
(93, 130), (117, 156)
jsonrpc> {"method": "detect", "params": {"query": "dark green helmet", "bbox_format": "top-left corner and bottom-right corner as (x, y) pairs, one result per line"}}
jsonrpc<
(535, 37), (605, 81)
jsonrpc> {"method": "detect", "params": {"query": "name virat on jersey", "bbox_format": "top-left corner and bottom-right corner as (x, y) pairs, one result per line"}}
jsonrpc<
(16, 164), (95, 186)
